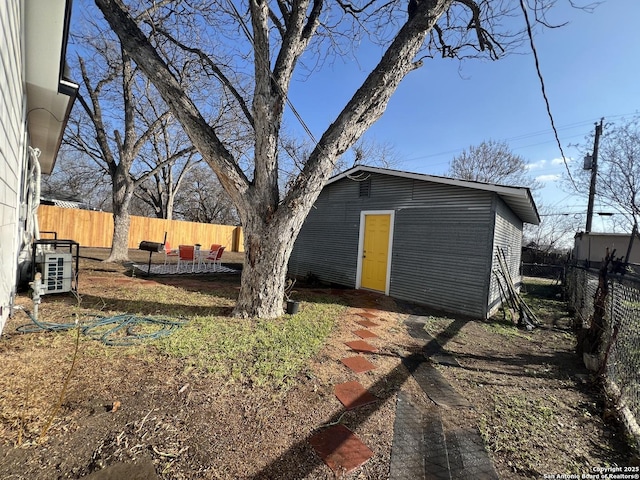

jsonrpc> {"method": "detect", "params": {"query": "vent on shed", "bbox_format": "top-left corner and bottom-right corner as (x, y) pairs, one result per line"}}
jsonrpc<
(359, 177), (371, 197)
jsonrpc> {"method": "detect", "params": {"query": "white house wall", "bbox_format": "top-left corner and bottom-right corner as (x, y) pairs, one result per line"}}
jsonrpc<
(0, 0), (26, 331)
(573, 233), (640, 265)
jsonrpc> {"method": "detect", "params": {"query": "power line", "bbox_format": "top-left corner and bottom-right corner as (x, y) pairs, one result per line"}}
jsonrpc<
(519, 0), (577, 192)
(403, 112), (639, 165)
(224, 0), (320, 149)
(539, 212), (615, 217)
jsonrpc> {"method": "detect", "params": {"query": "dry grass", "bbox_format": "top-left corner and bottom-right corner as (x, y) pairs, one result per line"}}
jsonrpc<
(0, 262), (634, 479)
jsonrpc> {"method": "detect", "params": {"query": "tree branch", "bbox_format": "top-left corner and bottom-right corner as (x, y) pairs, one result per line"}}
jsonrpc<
(95, 0), (250, 208)
(151, 25), (255, 128)
(77, 59), (117, 174)
(280, 0), (453, 216)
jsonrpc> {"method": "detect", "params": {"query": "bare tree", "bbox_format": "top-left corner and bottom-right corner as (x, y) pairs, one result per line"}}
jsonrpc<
(65, 14), (206, 261)
(41, 147), (111, 210)
(280, 136), (402, 190)
(93, 0), (577, 317)
(449, 139), (541, 188)
(524, 207), (581, 252)
(173, 164), (239, 225)
(131, 97), (197, 220)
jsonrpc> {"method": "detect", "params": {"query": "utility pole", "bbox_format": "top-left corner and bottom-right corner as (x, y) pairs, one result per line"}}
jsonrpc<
(585, 118), (604, 233)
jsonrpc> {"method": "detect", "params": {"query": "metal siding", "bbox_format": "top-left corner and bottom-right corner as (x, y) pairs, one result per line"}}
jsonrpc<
(0, 0), (24, 331)
(289, 200), (360, 286)
(487, 197), (525, 316)
(390, 200), (494, 318)
(290, 173), (497, 317)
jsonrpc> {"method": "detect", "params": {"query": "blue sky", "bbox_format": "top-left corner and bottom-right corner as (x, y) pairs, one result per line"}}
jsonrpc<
(286, 0), (640, 230)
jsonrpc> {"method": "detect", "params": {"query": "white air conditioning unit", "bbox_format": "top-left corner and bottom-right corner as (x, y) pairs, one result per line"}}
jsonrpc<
(39, 253), (73, 294)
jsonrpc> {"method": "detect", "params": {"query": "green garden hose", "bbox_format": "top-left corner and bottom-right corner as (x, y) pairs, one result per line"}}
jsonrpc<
(16, 310), (186, 346)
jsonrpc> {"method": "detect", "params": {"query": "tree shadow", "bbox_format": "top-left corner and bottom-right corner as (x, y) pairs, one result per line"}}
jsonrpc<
(250, 351), (423, 479)
(250, 313), (473, 479)
(73, 293), (234, 318)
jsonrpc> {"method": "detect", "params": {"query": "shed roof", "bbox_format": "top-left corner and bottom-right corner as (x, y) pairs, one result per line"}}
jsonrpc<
(328, 166), (540, 225)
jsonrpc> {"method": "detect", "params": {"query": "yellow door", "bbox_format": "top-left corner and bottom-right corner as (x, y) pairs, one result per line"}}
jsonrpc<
(361, 214), (391, 292)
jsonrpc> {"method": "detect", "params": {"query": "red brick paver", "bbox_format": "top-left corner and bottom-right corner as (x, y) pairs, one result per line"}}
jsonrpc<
(345, 340), (378, 353)
(341, 356), (377, 373)
(309, 424), (374, 475)
(353, 329), (378, 339)
(334, 381), (378, 410)
(356, 319), (379, 328)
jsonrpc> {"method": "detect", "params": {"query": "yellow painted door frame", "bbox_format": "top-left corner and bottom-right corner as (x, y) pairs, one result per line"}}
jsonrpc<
(357, 211), (394, 294)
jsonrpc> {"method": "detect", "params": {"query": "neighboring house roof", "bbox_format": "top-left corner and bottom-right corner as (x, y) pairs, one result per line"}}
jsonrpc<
(328, 166), (541, 225)
(41, 196), (99, 211)
(575, 232), (634, 238)
(25, 0), (78, 174)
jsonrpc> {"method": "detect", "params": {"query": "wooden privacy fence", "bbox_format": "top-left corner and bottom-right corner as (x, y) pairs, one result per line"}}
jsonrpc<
(37, 205), (244, 252)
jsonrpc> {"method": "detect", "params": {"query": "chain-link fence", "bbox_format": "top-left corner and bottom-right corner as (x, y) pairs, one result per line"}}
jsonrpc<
(521, 263), (565, 281)
(566, 266), (640, 449)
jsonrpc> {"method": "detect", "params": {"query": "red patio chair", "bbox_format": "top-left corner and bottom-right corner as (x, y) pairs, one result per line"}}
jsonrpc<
(205, 245), (224, 271)
(213, 246), (225, 271)
(163, 241), (179, 265)
(177, 245), (195, 272)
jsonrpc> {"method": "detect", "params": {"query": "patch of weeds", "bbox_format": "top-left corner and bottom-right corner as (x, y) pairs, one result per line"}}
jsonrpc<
(478, 394), (583, 477)
(522, 278), (563, 299)
(82, 283), (235, 318)
(421, 315), (464, 339)
(482, 321), (532, 340)
(160, 301), (346, 390)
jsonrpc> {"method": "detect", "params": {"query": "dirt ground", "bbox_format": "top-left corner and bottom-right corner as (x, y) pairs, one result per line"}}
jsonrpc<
(0, 250), (635, 479)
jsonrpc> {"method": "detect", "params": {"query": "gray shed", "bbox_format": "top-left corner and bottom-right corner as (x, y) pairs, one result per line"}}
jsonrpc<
(288, 166), (540, 318)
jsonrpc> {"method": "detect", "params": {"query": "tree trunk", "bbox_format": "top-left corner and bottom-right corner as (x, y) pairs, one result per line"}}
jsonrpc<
(233, 208), (307, 318)
(106, 170), (133, 262)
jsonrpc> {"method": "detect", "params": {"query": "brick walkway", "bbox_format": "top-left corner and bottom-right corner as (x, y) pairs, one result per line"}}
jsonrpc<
(308, 302), (499, 479)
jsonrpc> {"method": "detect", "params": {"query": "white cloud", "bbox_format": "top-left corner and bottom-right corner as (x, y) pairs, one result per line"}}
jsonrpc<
(535, 174), (561, 182)
(551, 157), (573, 165)
(526, 160), (547, 170)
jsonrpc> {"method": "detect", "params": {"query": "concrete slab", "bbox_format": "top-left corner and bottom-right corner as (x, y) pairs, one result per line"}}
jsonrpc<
(402, 356), (472, 409)
(389, 392), (430, 480)
(390, 392), (498, 480)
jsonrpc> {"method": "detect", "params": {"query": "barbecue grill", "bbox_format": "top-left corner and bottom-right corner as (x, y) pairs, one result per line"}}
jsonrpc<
(139, 241), (164, 252)
(138, 233), (167, 275)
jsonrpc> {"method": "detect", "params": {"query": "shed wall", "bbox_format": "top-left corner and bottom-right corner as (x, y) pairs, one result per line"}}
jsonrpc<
(0, 0), (24, 331)
(289, 172), (498, 317)
(487, 197), (524, 316)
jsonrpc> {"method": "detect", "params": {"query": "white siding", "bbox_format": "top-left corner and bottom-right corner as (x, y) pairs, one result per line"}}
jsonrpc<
(573, 233), (640, 265)
(0, 0), (25, 331)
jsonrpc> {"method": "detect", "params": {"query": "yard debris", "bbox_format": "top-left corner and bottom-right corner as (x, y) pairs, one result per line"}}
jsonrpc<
(495, 247), (540, 329)
(110, 401), (122, 413)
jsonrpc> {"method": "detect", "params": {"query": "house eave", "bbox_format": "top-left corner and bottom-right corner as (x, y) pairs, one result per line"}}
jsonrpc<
(25, 0), (77, 175)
